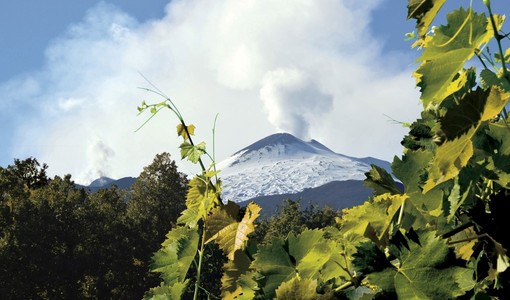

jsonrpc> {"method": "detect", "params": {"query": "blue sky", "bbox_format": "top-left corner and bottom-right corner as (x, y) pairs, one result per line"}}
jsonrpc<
(0, 0), (476, 183)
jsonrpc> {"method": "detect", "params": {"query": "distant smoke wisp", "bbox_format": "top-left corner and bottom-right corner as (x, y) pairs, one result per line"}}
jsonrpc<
(260, 68), (333, 140)
(82, 138), (115, 184)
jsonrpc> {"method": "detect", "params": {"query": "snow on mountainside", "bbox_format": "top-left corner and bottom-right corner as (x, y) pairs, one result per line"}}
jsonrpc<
(217, 133), (386, 203)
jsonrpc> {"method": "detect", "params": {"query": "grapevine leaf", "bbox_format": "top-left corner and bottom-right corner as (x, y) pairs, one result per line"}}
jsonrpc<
(423, 127), (475, 192)
(275, 277), (329, 300)
(407, 0), (447, 38)
(340, 195), (406, 246)
(365, 230), (473, 299)
(353, 241), (392, 275)
(437, 88), (489, 140)
(232, 271), (259, 300)
(287, 229), (342, 279)
(179, 141), (206, 163)
(251, 239), (296, 299)
(415, 8), (502, 109)
(425, 88), (510, 191)
(176, 123), (196, 141)
(206, 202), (261, 260)
(487, 123), (510, 186)
(151, 227), (199, 286)
(481, 88), (510, 122)
(364, 164), (402, 196)
(393, 150), (433, 193)
(144, 281), (189, 300)
(205, 206), (236, 243)
(178, 176), (219, 227)
(221, 250), (253, 299)
(480, 69), (510, 92)
(251, 229), (347, 299)
(450, 226), (478, 260)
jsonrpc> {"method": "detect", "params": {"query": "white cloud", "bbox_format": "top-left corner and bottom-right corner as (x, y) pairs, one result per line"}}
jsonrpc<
(4, 0), (421, 184)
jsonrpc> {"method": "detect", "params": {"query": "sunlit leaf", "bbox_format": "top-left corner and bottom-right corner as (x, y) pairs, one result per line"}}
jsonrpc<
(407, 0), (447, 38)
(221, 250), (253, 299)
(176, 124), (196, 141)
(151, 227), (199, 286)
(340, 194), (406, 246)
(364, 164), (401, 196)
(365, 230), (474, 299)
(206, 202), (261, 260)
(275, 277), (330, 300)
(179, 141), (206, 163)
(415, 8), (502, 109)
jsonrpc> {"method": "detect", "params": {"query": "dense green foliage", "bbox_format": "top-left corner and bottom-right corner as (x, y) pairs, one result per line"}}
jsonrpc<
(0, 153), (187, 299)
(140, 0), (510, 299)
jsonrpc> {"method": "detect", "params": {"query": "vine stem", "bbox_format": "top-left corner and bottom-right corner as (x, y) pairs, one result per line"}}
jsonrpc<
(486, 1), (509, 79)
(194, 223), (207, 300)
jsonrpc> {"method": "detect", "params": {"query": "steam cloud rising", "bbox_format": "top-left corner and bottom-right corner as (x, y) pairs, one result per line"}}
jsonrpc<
(260, 68), (333, 140)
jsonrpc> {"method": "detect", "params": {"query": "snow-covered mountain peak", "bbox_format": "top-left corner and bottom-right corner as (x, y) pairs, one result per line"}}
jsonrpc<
(88, 176), (115, 187)
(218, 133), (336, 170)
(217, 133), (380, 203)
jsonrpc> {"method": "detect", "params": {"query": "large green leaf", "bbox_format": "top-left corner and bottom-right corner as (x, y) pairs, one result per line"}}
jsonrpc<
(287, 229), (337, 279)
(480, 69), (510, 92)
(221, 250), (254, 299)
(340, 194), (406, 246)
(151, 227), (199, 286)
(486, 123), (510, 187)
(407, 0), (447, 38)
(251, 229), (350, 299)
(364, 164), (402, 196)
(205, 202), (261, 260)
(275, 277), (331, 300)
(415, 8), (501, 109)
(393, 150), (433, 193)
(144, 281), (189, 300)
(179, 141), (206, 163)
(177, 175), (220, 227)
(365, 231), (473, 299)
(424, 88), (510, 192)
(251, 239), (296, 298)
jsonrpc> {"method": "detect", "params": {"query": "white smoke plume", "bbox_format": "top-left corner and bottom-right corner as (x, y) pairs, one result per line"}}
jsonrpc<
(260, 68), (333, 140)
(82, 138), (115, 184)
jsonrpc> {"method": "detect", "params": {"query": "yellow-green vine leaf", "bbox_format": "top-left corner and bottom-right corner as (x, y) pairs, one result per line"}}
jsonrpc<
(177, 176), (220, 227)
(340, 194), (405, 247)
(287, 229), (339, 280)
(364, 164), (402, 196)
(486, 123), (510, 187)
(150, 227), (199, 287)
(144, 280), (189, 300)
(393, 149), (433, 193)
(179, 141), (206, 164)
(221, 250), (253, 299)
(275, 277), (330, 300)
(365, 230), (474, 299)
(176, 123), (196, 141)
(449, 226), (478, 261)
(424, 127), (475, 193)
(415, 8), (503, 109)
(481, 88), (510, 121)
(480, 69), (510, 92)
(424, 88), (510, 192)
(205, 202), (261, 260)
(251, 238), (296, 298)
(407, 0), (447, 38)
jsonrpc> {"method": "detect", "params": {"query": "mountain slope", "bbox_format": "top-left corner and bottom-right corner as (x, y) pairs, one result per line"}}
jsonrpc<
(76, 176), (137, 192)
(217, 133), (386, 203)
(237, 180), (373, 217)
